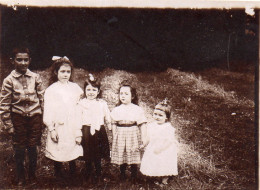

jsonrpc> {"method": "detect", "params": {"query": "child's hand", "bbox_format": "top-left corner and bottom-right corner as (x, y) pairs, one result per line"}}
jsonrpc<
(112, 129), (117, 138)
(131, 146), (139, 152)
(139, 144), (145, 150)
(50, 130), (59, 143)
(75, 137), (82, 145)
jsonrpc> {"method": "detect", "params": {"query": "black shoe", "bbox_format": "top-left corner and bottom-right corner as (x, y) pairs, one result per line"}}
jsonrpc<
(96, 176), (102, 185)
(119, 174), (126, 182)
(14, 178), (26, 187)
(83, 175), (93, 187)
(131, 177), (138, 184)
(54, 171), (65, 181)
(28, 175), (37, 185)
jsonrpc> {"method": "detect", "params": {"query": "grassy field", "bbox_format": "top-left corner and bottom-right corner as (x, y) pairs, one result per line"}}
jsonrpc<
(0, 65), (256, 189)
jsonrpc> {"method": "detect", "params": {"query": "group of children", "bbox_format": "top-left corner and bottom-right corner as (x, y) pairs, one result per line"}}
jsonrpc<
(0, 47), (178, 187)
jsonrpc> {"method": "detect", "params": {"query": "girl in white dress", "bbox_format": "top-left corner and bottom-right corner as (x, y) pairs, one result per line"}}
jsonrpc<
(111, 82), (147, 182)
(140, 99), (178, 185)
(78, 74), (111, 184)
(43, 56), (83, 179)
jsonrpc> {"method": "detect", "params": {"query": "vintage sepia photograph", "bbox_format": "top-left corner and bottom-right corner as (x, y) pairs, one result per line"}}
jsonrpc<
(0, 1), (258, 189)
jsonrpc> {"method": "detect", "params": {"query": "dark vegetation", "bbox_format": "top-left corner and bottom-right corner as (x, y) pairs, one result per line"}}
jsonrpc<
(1, 7), (257, 72)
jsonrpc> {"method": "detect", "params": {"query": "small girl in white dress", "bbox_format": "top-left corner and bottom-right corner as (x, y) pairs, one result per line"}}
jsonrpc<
(140, 99), (178, 185)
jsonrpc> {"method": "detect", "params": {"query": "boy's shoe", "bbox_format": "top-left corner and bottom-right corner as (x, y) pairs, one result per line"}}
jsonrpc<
(28, 175), (37, 185)
(14, 178), (26, 187)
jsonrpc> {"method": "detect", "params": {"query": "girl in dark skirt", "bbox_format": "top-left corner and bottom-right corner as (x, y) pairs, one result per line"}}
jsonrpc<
(78, 74), (111, 184)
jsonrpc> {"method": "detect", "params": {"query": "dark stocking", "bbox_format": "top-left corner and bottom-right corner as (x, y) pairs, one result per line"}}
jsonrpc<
(14, 147), (25, 181)
(27, 146), (37, 179)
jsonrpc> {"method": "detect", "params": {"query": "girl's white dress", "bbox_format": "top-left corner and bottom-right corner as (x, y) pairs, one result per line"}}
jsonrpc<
(140, 122), (178, 176)
(43, 81), (83, 162)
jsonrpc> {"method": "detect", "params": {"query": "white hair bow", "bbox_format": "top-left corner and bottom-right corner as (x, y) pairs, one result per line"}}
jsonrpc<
(89, 73), (95, 81)
(52, 56), (69, 61)
(162, 98), (169, 105)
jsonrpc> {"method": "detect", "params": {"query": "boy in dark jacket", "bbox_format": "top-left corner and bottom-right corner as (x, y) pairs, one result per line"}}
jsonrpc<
(0, 47), (44, 186)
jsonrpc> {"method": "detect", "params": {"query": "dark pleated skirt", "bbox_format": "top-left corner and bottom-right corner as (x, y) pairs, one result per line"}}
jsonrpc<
(81, 125), (110, 161)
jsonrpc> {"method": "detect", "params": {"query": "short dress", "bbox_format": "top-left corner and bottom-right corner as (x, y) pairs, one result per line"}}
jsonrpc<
(78, 98), (111, 161)
(140, 122), (178, 176)
(44, 81), (83, 162)
(111, 103), (147, 165)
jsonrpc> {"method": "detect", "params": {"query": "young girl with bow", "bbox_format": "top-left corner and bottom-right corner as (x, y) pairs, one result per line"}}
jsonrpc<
(44, 56), (83, 179)
(78, 74), (111, 185)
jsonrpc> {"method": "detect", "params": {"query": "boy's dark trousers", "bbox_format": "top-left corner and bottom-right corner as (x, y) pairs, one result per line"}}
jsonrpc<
(12, 113), (42, 183)
(14, 146), (37, 181)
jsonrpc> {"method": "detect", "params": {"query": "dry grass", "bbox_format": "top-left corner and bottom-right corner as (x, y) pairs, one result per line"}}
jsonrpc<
(166, 68), (254, 107)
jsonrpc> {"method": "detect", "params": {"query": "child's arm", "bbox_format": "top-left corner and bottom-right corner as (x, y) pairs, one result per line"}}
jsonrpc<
(154, 126), (176, 154)
(0, 78), (14, 134)
(136, 107), (148, 145)
(43, 89), (55, 132)
(140, 123), (148, 146)
(110, 108), (118, 137)
(154, 139), (173, 154)
(103, 101), (112, 130)
(75, 102), (83, 145)
(112, 124), (117, 138)
(35, 73), (45, 111)
(74, 88), (84, 145)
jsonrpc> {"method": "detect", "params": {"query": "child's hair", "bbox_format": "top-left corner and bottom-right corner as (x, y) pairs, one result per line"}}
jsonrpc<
(49, 57), (74, 85)
(155, 99), (171, 119)
(83, 73), (102, 99)
(11, 47), (30, 59)
(118, 80), (138, 105)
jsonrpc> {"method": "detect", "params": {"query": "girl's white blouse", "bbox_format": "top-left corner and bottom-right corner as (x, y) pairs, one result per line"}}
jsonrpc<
(78, 98), (111, 132)
(110, 103), (147, 125)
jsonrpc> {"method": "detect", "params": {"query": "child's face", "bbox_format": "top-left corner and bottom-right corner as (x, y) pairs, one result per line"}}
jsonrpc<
(85, 84), (99, 100)
(119, 86), (132, 105)
(13, 53), (31, 74)
(57, 64), (71, 83)
(153, 109), (167, 124)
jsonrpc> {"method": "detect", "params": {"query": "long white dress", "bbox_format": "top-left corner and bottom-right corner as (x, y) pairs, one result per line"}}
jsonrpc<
(140, 122), (178, 176)
(43, 81), (83, 162)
